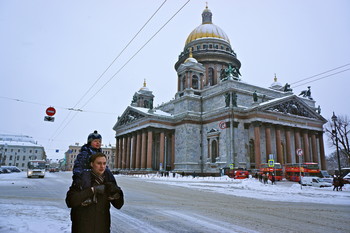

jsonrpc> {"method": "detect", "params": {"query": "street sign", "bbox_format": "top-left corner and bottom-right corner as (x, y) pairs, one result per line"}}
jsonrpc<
(219, 121), (227, 129)
(296, 148), (303, 157)
(268, 159), (275, 167)
(46, 107), (56, 116)
(229, 163), (234, 169)
(44, 116), (55, 122)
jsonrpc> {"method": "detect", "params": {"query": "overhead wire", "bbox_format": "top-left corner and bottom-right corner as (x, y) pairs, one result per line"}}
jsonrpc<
(73, 0), (168, 110)
(292, 67), (350, 88)
(0, 96), (115, 114)
(49, 0), (169, 141)
(50, 0), (191, 141)
(290, 63), (350, 87)
(79, 0), (191, 110)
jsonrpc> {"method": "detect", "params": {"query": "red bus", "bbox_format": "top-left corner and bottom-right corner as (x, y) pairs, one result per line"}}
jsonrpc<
(260, 163), (283, 181)
(224, 168), (249, 179)
(284, 162), (320, 182)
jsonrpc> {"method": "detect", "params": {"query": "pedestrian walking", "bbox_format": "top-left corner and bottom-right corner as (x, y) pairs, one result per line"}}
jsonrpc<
(333, 175), (339, 191)
(271, 174), (276, 185)
(66, 152), (124, 233)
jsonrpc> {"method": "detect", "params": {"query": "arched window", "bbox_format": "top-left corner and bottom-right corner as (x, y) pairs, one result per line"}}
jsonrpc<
(192, 75), (199, 89)
(211, 140), (218, 163)
(208, 67), (215, 86)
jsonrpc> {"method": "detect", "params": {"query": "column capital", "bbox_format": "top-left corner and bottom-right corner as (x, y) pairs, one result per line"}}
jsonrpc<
(264, 123), (273, 128)
(252, 121), (262, 127)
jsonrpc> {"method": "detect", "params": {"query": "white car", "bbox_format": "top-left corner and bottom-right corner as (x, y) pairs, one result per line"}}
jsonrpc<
(343, 173), (350, 182)
(301, 176), (332, 188)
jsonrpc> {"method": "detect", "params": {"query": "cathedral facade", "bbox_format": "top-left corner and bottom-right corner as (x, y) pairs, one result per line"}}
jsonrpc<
(113, 7), (327, 175)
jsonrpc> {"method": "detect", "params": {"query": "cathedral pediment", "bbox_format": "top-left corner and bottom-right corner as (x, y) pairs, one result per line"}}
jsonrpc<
(253, 95), (324, 120)
(115, 106), (147, 127)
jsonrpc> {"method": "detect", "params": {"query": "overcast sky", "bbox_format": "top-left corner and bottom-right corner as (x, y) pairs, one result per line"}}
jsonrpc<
(1, 0), (349, 160)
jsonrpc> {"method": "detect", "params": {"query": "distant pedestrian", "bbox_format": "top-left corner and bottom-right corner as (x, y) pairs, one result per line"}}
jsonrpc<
(263, 174), (268, 184)
(338, 177), (344, 191)
(271, 175), (276, 185)
(333, 175), (339, 191)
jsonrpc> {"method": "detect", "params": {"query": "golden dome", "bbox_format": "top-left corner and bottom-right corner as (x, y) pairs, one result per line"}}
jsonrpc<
(185, 6), (230, 45)
(185, 24), (230, 45)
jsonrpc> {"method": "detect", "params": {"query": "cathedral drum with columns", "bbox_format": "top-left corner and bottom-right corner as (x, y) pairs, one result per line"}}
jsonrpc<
(113, 6), (327, 176)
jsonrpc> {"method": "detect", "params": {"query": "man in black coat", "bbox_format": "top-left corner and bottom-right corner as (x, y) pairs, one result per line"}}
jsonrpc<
(66, 152), (124, 233)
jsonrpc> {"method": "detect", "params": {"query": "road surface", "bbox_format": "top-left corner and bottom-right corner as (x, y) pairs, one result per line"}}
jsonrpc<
(0, 172), (349, 233)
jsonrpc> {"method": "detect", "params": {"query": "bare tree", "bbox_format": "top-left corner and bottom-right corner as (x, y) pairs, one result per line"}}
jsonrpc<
(325, 114), (350, 161)
(326, 150), (350, 173)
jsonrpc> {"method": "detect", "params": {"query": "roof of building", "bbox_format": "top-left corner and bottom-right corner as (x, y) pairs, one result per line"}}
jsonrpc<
(0, 134), (43, 148)
(185, 6), (230, 46)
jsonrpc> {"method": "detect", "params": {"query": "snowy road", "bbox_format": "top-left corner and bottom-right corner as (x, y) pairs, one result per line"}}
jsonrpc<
(0, 172), (349, 233)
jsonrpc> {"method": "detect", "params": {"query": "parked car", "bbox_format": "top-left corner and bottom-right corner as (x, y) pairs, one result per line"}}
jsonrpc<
(319, 170), (333, 183)
(301, 176), (332, 187)
(0, 167), (11, 173)
(1, 166), (21, 172)
(343, 173), (350, 182)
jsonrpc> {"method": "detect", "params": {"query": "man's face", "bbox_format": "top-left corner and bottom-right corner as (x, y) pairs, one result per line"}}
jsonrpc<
(91, 139), (101, 149)
(91, 156), (107, 176)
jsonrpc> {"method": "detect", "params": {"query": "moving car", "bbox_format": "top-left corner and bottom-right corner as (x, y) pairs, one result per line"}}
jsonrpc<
(301, 176), (332, 187)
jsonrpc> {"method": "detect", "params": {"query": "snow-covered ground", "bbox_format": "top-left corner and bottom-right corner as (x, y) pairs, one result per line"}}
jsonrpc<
(134, 173), (350, 206)
(0, 172), (349, 233)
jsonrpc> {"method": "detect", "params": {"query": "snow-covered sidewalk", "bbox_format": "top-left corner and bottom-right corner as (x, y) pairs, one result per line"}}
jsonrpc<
(132, 174), (350, 206)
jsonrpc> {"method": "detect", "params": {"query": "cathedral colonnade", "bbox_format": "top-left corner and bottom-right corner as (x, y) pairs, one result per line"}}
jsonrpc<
(252, 122), (326, 170)
(115, 128), (175, 171)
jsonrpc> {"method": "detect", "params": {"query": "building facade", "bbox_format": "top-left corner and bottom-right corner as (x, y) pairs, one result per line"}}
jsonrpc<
(64, 143), (116, 171)
(113, 7), (327, 175)
(0, 134), (46, 170)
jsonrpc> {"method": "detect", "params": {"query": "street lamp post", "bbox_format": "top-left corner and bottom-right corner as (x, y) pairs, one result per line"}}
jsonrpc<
(331, 112), (342, 176)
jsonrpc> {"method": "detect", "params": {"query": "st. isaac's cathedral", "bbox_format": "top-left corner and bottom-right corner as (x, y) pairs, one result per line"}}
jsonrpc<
(113, 6), (327, 175)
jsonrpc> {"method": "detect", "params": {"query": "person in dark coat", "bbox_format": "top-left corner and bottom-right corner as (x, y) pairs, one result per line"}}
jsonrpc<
(73, 130), (116, 200)
(333, 175), (339, 191)
(66, 152), (124, 233)
(271, 174), (276, 185)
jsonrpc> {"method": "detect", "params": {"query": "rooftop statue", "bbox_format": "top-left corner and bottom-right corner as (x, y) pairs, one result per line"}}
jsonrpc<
(283, 83), (293, 92)
(220, 64), (241, 81)
(299, 86), (313, 100)
(253, 90), (258, 102)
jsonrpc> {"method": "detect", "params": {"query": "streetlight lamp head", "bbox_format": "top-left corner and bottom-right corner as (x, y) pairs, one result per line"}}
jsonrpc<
(332, 112), (338, 122)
